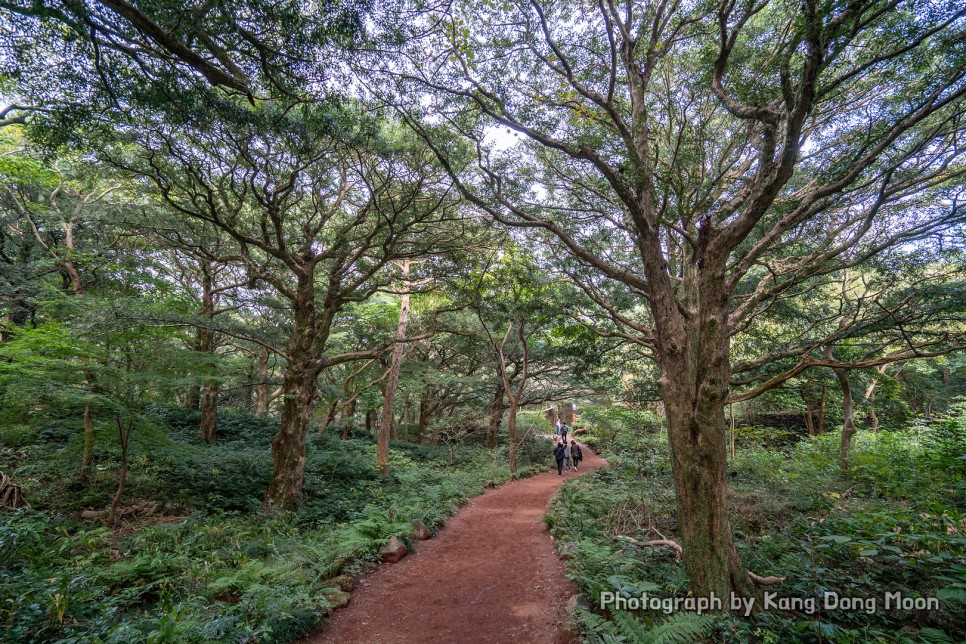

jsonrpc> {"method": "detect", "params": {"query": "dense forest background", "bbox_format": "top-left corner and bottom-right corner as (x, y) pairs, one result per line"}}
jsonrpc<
(0, 0), (965, 641)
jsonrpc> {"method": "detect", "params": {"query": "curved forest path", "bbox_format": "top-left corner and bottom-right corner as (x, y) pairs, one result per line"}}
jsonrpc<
(310, 442), (607, 644)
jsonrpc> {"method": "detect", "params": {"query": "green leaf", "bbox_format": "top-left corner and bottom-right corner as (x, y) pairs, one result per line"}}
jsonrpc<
(822, 535), (852, 543)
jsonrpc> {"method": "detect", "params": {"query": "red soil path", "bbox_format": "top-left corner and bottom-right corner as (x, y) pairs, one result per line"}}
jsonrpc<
(309, 443), (607, 644)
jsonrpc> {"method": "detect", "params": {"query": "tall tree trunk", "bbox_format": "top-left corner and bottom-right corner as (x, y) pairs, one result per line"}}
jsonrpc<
(106, 415), (131, 526)
(185, 384), (201, 410)
(832, 366), (856, 471)
(417, 395), (437, 444)
(377, 261), (413, 475)
(265, 352), (317, 507)
(342, 398), (357, 439)
(729, 402), (736, 459)
(264, 273), (320, 508)
(347, 398), (357, 426)
(486, 383), (505, 449)
(663, 376), (754, 600)
(560, 402), (575, 425)
(802, 389), (816, 436)
(818, 387), (827, 435)
(398, 398), (410, 441)
(650, 258), (754, 601)
(197, 269), (218, 443)
(545, 406), (557, 427)
(199, 381), (218, 443)
(243, 359), (256, 411)
(862, 366), (885, 433)
(256, 347), (271, 418)
(62, 259), (84, 295)
(493, 319), (529, 475)
(79, 399), (94, 482)
(507, 397), (519, 473)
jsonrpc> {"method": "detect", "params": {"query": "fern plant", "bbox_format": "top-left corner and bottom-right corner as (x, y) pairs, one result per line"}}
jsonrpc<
(639, 612), (717, 644)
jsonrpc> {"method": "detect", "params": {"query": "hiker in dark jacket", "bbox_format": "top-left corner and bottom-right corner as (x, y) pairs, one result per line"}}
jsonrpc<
(553, 441), (566, 476)
(570, 440), (583, 471)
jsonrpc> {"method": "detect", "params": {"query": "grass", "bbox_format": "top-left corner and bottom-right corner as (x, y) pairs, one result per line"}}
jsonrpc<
(0, 404), (551, 642)
(549, 412), (966, 643)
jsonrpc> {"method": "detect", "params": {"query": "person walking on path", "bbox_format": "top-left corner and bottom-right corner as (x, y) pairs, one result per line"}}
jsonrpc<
(560, 423), (569, 443)
(563, 441), (572, 471)
(553, 441), (566, 476)
(570, 440), (583, 472)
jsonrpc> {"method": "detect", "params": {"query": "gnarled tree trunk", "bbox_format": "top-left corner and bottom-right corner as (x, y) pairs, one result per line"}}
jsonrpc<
(493, 319), (528, 475)
(265, 352), (317, 507)
(651, 260), (754, 601)
(197, 270), (218, 443)
(486, 383), (505, 448)
(833, 365), (856, 471)
(377, 261), (413, 475)
(264, 273), (321, 508)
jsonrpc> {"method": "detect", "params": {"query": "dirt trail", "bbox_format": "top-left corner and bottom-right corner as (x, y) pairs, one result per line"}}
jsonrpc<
(310, 442), (607, 644)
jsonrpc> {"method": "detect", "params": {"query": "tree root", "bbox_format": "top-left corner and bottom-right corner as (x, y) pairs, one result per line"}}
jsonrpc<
(0, 472), (30, 510)
(617, 535), (683, 560)
(618, 535), (786, 586)
(746, 570), (787, 586)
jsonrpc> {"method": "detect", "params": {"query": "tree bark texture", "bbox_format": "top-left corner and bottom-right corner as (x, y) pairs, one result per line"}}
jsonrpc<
(197, 269), (218, 443)
(264, 272), (323, 508)
(487, 383), (505, 448)
(833, 366), (857, 471)
(256, 346), (271, 418)
(649, 257), (754, 600)
(80, 399), (94, 482)
(507, 398), (518, 472)
(377, 261), (413, 475)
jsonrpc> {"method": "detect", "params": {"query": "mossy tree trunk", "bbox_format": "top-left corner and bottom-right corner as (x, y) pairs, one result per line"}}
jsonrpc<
(264, 271), (324, 508)
(197, 268), (218, 443)
(650, 253), (755, 601)
(79, 399), (94, 482)
(377, 261), (414, 475)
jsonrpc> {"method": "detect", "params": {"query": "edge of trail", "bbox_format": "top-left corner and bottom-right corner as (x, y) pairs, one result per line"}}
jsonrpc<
(305, 441), (607, 644)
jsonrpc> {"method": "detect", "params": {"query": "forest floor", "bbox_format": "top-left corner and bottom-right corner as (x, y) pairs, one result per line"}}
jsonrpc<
(310, 442), (608, 644)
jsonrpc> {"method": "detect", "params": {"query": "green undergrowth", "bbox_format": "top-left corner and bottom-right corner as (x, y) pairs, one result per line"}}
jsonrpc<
(548, 410), (966, 643)
(0, 405), (550, 642)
